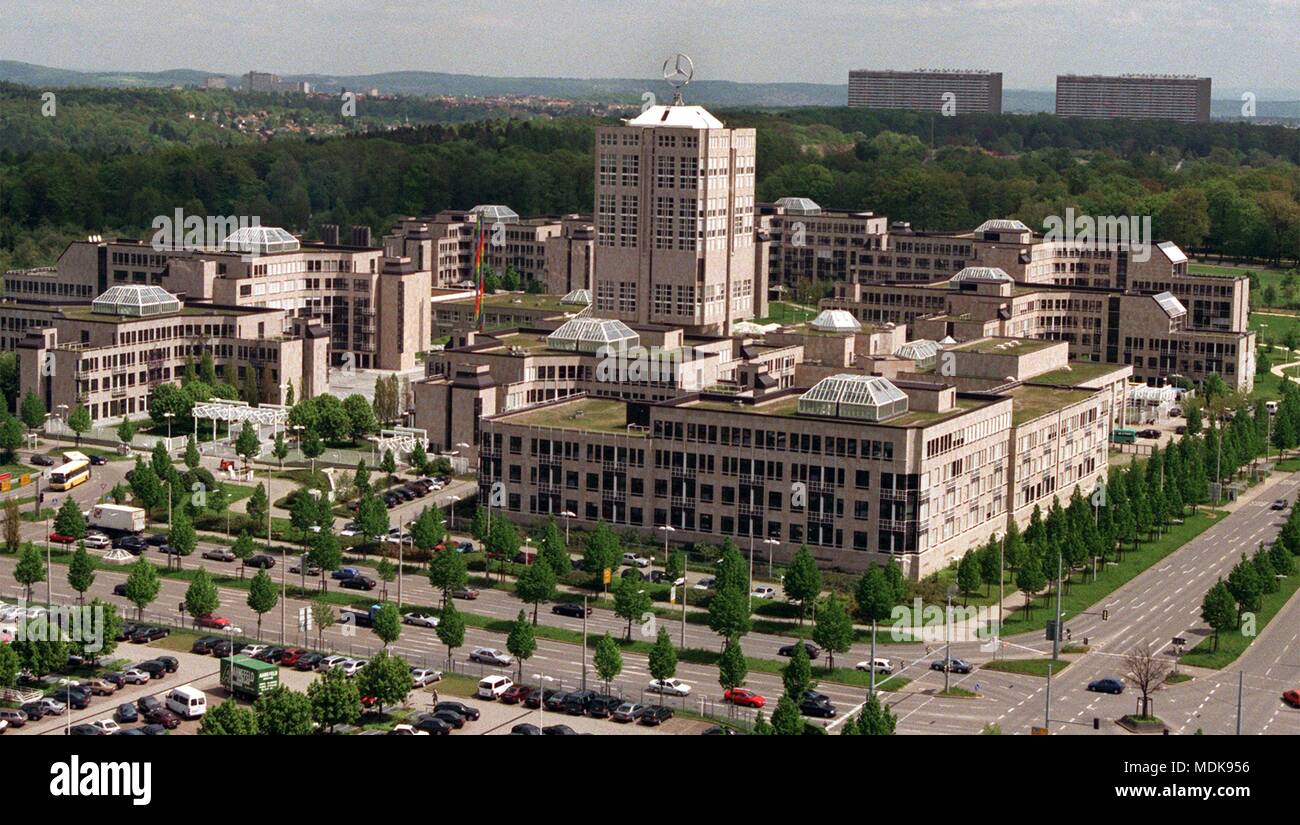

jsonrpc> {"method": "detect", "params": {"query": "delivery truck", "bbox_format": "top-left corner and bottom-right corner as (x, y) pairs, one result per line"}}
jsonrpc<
(219, 655), (279, 700)
(86, 504), (146, 536)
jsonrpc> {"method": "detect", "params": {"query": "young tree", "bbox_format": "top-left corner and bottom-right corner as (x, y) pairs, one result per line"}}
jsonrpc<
(956, 549), (981, 606)
(770, 694), (804, 735)
(235, 420), (261, 469)
(14, 543), (45, 603)
(199, 700), (259, 735)
(372, 602), (402, 649)
(812, 592), (854, 671)
(352, 460), (371, 496)
(355, 493), (389, 553)
(648, 626), (678, 689)
(979, 537), (1002, 597)
(184, 434), (201, 470)
(1200, 578), (1237, 652)
(124, 555), (161, 620)
(410, 441), (429, 477)
(593, 632), (623, 695)
(782, 545), (822, 625)
(300, 428), (324, 471)
(582, 521), (622, 579)
(3, 498), (19, 553)
(506, 609), (537, 681)
(0, 415), (22, 463)
(1015, 550), (1048, 619)
(1125, 642), (1171, 719)
(254, 686), (315, 736)
(272, 431), (289, 469)
(244, 483), (269, 528)
(436, 601), (466, 667)
(67, 541), (96, 605)
(428, 547), (468, 608)
(168, 507), (197, 569)
(717, 635), (748, 694)
(66, 404), (91, 446)
(380, 448), (397, 479)
(184, 568), (220, 624)
(536, 516), (570, 578)
(231, 530), (257, 579)
(410, 506), (446, 556)
(247, 569), (278, 639)
(311, 597), (335, 649)
(19, 391), (45, 431)
(54, 496), (86, 540)
(375, 558), (397, 602)
(514, 560), (557, 625)
(308, 666), (360, 733)
(782, 638), (813, 701)
(612, 573), (652, 640)
(855, 693), (898, 735)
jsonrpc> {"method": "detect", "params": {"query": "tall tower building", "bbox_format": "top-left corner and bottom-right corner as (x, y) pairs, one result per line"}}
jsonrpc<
(591, 63), (756, 335)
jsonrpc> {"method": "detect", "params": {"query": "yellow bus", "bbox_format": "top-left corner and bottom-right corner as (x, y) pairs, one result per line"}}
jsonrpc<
(48, 451), (92, 491)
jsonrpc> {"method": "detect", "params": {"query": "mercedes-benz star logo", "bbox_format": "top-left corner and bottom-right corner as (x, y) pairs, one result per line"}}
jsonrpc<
(662, 53), (694, 90)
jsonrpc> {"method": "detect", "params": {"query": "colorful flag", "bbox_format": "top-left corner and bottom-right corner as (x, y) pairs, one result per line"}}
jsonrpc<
(472, 214), (487, 331)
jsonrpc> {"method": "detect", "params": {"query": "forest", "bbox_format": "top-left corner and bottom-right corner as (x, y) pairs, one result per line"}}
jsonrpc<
(2, 86), (1299, 274)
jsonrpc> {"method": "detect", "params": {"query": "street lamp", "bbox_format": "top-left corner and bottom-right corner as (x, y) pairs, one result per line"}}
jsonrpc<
(163, 411), (174, 442)
(560, 510), (575, 545)
(448, 495), (460, 531)
(658, 524), (675, 556)
(763, 538), (779, 579)
(531, 672), (555, 731)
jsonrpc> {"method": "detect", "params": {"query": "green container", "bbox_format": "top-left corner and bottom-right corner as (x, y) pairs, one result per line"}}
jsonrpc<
(220, 655), (279, 700)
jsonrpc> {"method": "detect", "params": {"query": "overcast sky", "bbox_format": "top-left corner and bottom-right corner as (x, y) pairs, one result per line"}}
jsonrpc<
(4, 0), (1298, 93)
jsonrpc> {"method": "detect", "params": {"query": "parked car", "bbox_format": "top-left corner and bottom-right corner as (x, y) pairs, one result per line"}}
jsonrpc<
(240, 644), (269, 659)
(82, 532), (111, 549)
(144, 534), (169, 547)
(142, 706), (179, 729)
(101, 672), (126, 688)
(751, 585), (777, 599)
(338, 659), (368, 677)
(411, 668), (443, 688)
(387, 724), (429, 736)
(208, 640), (236, 658)
(543, 724), (579, 735)
(89, 454), (108, 466)
(649, 570), (685, 585)
(246, 554), (276, 569)
(723, 688), (766, 708)
(612, 702), (647, 723)
(551, 602), (592, 618)
(510, 723), (542, 735)
(778, 641), (820, 660)
(55, 686), (92, 709)
(640, 705), (675, 726)
(647, 678), (691, 697)
(317, 655), (349, 672)
(91, 719), (121, 735)
(622, 552), (651, 568)
(434, 701), (480, 721)
(499, 684), (530, 705)
(0, 708), (28, 728)
(295, 653), (324, 671)
(693, 576), (716, 590)
(411, 717), (451, 735)
(191, 636), (223, 655)
(80, 677), (119, 696)
(1174, 425), (1187, 435)
(1087, 677), (1126, 695)
(1282, 689), (1300, 708)
(68, 723), (102, 736)
(132, 660), (167, 679)
(115, 703), (138, 724)
(31, 454), (56, 466)
(403, 612), (439, 628)
(114, 535), (148, 554)
(525, 688), (561, 710)
(23, 698), (63, 717)
(47, 532), (77, 544)
(930, 657), (973, 674)
(202, 548), (236, 562)
(469, 647), (513, 667)
(339, 575), (377, 591)
(130, 626), (169, 643)
(121, 669), (151, 685)
(562, 690), (596, 715)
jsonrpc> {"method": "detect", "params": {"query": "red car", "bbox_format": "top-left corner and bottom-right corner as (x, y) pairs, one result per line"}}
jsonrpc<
(47, 532), (76, 544)
(1283, 689), (1300, 708)
(723, 688), (766, 709)
(499, 684), (530, 705)
(279, 649), (306, 668)
(195, 614), (231, 629)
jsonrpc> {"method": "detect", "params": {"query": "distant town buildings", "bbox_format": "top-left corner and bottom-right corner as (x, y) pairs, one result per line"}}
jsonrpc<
(242, 71), (310, 95)
(848, 69), (1003, 114)
(1055, 74), (1212, 123)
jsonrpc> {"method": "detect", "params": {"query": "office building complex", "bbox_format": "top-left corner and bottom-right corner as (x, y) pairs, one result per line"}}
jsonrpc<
(1055, 74), (1211, 122)
(848, 69), (1003, 114)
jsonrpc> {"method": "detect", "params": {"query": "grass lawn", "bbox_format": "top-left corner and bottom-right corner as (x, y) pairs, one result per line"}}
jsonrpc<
(1251, 311), (1300, 347)
(981, 657), (1072, 678)
(1250, 370), (1285, 402)
(937, 686), (978, 698)
(1165, 672), (1194, 685)
(1180, 570), (1300, 669)
(756, 301), (817, 326)
(998, 508), (1226, 636)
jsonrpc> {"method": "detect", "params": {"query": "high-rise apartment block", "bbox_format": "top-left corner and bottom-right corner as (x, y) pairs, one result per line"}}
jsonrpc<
(848, 69), (1003, 114)
(1055, 74), (1211, 122)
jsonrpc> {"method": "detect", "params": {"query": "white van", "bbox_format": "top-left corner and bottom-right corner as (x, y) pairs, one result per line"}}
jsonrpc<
(476, 674), (514, 700)
(166, 685), (207, 719)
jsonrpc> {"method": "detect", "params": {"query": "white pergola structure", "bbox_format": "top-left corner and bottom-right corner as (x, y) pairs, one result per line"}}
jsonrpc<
(375, 427), (428, 463)
(191, 398), (290, 446)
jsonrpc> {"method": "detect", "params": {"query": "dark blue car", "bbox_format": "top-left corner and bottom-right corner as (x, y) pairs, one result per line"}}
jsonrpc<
(116, 702), (139, 723)
(332, 567), (361, 580)
(1087, 677), (1125, 695)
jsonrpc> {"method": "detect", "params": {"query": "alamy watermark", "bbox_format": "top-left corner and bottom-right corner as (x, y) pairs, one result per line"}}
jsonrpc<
(1042, 207), (1152, 263)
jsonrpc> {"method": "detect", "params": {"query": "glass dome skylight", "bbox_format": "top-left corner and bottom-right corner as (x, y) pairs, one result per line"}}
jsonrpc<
(810, 309), (862, 333)
(220, 226), (300, 254)
(560, 288), (592, 306)
(974, 219), (1030, 233)
(470, 205), (520, 225)
(91, 285), (182, 317)
(949, 266), (1013, 285)
(895, 339), (941, 364)
(797, 374), (909, 421)
(546, 317), (639, 354)
(775, 197), (822, 216)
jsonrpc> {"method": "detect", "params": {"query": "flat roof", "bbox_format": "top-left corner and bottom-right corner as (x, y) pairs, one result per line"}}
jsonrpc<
(1005, 384), (1096, 425)
(448, 293), (573, 313)
(58, 305), (249, 323)
(1028, 360), (1127, 387)
(949, 337), (1058, 355)
(685, 393), (990, 428)
(498, 397), (646, 437)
